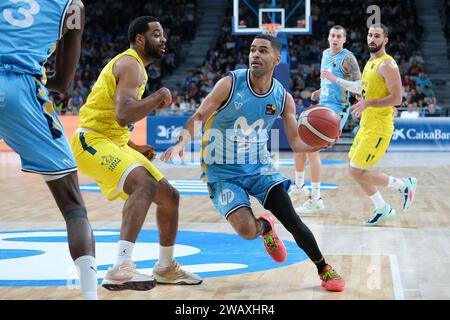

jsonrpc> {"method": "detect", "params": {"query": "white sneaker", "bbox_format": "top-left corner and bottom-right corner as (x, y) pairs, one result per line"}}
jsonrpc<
(363, 204), (396, 226)
(289, 183), (309, 203)
(153, 260), (203, 285)
(101, 263), (156, 291)
(295, 197), (325, 214)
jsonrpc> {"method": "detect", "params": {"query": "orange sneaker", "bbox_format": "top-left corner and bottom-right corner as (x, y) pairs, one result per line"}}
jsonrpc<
(320, 265), (345, 292)
(258, 213), (287, 263)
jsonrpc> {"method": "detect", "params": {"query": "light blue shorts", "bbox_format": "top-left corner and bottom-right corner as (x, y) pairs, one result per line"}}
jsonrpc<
(0, 67), (77, 175)
(207, 172), (291, 218)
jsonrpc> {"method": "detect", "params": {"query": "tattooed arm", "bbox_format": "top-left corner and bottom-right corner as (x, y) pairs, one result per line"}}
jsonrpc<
(320, 54), (363, 95)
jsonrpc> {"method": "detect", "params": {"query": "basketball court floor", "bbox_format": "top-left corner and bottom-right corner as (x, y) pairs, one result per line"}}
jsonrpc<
(0, 150), (448, 300)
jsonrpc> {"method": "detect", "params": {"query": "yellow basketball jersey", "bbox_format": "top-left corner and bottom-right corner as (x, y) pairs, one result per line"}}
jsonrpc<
(79, 48), (148, 146)
(361, 53), (395, 132)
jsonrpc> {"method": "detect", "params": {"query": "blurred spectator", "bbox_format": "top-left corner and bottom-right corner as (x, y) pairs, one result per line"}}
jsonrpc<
(423, 102), (441, 117)
(401, 102), (420, 118)
(415, 72), (432, 90)
(53, 93), (67, 115)
(68, 89), (84, 115)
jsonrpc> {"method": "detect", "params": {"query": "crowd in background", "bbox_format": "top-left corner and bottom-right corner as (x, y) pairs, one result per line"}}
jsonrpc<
(48, 0), (443, 120)
(47, 0), (197, 114)
(164, 0), (441, 120)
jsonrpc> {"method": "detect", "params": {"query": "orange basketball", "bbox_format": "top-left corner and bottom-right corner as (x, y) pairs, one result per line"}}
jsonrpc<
(298, 105), (341, 148)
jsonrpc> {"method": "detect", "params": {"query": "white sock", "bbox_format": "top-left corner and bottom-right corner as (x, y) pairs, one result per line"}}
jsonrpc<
(311, 182), (321, 200)
(370, 192), (386, 209)
(388, 176), (405, 190)
(295, 171), (305, 187)
(115, 240), (134, 267)
(74, 255), (98, 300)
(158, 245), (174, 268)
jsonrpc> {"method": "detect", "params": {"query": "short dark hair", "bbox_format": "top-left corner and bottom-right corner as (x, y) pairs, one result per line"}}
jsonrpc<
(330, 25), (347, 37)
(369, 23), (389, 37)
(254, 34), (282, 53)
(128, 16), (159, 44)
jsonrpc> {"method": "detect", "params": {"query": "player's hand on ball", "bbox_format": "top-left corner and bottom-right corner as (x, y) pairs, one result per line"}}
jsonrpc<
(311, 89), (321, 101)
(157, 87), (172, 109)
(350, 100), (367, 118)
(321, 70), (337, 82)
(160, 143), (184, 163)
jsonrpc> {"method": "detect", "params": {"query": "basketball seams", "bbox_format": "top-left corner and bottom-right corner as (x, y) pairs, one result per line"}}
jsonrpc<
(301, 117), (336, 143)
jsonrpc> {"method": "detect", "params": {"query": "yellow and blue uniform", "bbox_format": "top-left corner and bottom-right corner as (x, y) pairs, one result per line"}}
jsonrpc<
(0, 0), (76, 175)
(319, 48), (354, 129)
(70, 49), (164, 201)
(348, 53), (396, 168)
(204, 69), (290, 218)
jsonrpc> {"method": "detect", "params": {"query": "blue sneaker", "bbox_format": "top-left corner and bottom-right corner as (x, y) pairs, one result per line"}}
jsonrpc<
(364, 204), (396, 226)
(400, 177), (417, 211)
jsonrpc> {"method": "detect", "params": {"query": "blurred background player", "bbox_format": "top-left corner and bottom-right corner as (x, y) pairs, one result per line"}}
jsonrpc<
(70, 16), (202, 290)
(291, 25), (361, 214)
(333, 24), (417, 226)
(0, 0), (98, 299)
(161, 35), (345, 292)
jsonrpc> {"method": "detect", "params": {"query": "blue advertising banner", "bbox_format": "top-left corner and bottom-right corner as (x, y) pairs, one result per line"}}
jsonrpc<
(390, 118), (450, 151)
(147, 116), (201, 151)
(147, 116), (450, 152)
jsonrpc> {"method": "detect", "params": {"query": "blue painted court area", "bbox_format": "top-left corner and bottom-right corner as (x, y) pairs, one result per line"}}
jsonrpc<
(81, 180), (338, 196)
(0, 229), (308, 287)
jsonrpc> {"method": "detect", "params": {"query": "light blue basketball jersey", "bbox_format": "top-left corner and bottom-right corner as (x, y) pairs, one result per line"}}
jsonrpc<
(319, 48), (354, 120)
(0, 0), (72, 77)
(202, 69), (287, 183)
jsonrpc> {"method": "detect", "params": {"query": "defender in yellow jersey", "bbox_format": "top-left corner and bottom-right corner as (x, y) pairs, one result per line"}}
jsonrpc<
(331, 24), (417, 226)
(71, 16), (202, 290)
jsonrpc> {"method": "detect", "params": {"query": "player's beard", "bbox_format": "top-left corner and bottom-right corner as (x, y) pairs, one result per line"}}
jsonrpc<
(368, 43), (383, 53)
(144, 40), (164, 59)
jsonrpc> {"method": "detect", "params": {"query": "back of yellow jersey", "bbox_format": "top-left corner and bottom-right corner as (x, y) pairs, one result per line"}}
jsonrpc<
(79, 48), (148, 146)
(361, 53), (395, 132)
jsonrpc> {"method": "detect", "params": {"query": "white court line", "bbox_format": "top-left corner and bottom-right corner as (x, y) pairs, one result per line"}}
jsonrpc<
(389, 254), (405, 300)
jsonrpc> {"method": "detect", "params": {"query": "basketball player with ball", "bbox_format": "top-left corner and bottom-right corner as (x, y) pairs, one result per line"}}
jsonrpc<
(291, 25), (360, 215)
(162, 34), (345, 292)
(323, 24), (417, 226)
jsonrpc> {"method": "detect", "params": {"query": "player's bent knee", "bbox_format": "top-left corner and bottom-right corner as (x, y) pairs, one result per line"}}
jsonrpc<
(348, 166), (364, 179)
(64, 207), (88, 222)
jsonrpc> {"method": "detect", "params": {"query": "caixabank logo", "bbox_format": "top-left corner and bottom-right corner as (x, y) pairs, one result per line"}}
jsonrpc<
(0, 229), (307, 287)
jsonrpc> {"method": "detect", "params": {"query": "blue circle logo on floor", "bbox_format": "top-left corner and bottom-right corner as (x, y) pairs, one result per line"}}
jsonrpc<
(0, 229), (307, 287)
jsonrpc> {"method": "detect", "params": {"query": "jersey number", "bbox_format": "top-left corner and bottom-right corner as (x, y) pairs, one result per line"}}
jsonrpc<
(3, 0), (40, 28)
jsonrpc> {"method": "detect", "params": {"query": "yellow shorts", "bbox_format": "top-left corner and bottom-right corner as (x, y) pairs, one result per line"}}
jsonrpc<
(70, 130), (164, 201)
(348, 128), (393, 169)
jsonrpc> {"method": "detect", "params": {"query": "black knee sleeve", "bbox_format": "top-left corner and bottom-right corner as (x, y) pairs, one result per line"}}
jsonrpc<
(264, 184), (323, 262)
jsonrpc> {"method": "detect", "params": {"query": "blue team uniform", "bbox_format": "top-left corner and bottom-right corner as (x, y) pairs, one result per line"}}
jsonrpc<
(0, 0), (76, 175)
(318, 48), (355, 129)
(203, 69), (291, 218)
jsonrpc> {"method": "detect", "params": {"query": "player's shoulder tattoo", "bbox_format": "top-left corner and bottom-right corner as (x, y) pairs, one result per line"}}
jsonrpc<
(343, 54), (362, 81)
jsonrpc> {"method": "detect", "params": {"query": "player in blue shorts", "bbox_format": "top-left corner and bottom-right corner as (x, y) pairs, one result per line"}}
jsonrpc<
(161, 34), (346, 292)
(0, 0), (97, 299)
(291, 25), (361, 214)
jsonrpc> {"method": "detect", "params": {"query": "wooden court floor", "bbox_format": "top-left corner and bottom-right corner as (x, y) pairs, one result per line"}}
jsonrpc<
(0, 151), (449, 300)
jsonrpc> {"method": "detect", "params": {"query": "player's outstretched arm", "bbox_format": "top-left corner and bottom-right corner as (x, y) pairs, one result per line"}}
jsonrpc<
(46, 0), (85, 93)
(113, 55), (172, 127)
(321, 54), (362, 95)
(160, 76), (232, 162)
(282, 93), (323, 153)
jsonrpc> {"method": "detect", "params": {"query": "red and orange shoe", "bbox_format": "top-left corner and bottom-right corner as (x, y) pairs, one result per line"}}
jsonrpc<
(320, 265), (345, 292)
(258, 213), (287, 263)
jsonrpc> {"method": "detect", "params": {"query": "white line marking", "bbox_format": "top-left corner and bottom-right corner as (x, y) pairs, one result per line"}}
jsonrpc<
(389, 254), (405, 300)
